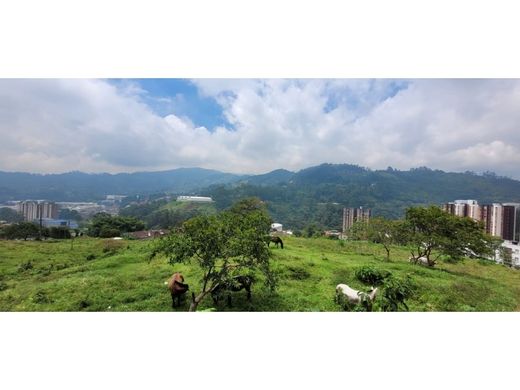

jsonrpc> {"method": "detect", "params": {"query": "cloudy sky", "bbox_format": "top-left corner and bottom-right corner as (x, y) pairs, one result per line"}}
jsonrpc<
(0, 78), (519, 178)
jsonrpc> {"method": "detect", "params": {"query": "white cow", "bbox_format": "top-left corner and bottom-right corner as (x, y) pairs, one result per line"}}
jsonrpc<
(335, 284), (378, 305)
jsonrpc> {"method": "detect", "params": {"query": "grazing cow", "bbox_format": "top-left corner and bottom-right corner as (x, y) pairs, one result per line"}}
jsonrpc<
(211, 275), (253, 307)
(335, 284), (378, 306)
(167, 272), (189, 308)
(268, 236), (284, 249)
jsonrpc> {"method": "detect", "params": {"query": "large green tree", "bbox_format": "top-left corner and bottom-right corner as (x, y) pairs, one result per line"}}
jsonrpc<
(87, 213), (145, 237)
(151, 198), (275, 311)
(402, 206), (497, 266)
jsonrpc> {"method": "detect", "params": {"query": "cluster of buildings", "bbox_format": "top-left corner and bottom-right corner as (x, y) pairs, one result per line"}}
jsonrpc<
(17, 200), (58, 220)
(443, 200), (520, 243)
(443, 199), (520, 267)
(14, 200), (79, 228)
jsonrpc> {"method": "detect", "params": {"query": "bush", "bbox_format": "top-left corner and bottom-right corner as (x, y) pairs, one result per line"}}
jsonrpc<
(86, 253), (96, 261)
(48, 226), (72, 239)
(0, 280), (7, 291)
(99, 227), (121, 238)
(355, 266), (390, 286)
(33, 290), (51, 304)
(381, 275), (416, 311)
(286, 266), (310, 280)
(17, 260), (33, 273)
(102, 240), (125, 254)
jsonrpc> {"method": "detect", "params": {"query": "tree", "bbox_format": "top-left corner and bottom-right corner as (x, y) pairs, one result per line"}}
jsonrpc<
(0, 222), (39, 240)
(359, 217), (400, 261)
(48, 226), (72, 239)
(87, 213), (145, 237)
(402, 206), (496, 266)
(151, 198), (275, 311)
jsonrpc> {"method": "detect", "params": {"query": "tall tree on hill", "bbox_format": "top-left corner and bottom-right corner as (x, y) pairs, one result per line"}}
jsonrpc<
(150, 198), (276, 311)
(402, 206), (497, 266)
(362, 217), (401, 261)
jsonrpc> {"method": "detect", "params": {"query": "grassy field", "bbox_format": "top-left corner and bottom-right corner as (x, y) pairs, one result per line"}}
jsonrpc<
(1, 236), (520, 311)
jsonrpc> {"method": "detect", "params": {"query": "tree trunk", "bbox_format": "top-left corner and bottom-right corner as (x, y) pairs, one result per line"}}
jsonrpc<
(189, 290), (210, 312)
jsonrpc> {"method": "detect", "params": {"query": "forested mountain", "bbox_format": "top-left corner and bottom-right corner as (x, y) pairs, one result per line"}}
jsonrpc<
(0, 168), (242, 202)
(206, 164), (520, 230)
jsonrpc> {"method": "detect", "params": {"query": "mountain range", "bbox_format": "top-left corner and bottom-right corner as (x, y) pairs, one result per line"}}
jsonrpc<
(3, 163), (519, 229)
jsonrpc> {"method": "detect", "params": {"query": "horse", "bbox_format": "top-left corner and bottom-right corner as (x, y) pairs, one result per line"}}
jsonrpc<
(268, 236), (284, 249)
(167, 272), (189, 308)
(211, 275), (253, 307)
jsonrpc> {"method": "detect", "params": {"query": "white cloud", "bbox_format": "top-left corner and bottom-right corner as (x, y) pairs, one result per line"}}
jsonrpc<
(0, 78), (520, 179)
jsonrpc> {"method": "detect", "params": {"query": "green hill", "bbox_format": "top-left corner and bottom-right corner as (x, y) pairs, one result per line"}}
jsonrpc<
(207, 164), (520, 230)
(1, 236), (519, 311)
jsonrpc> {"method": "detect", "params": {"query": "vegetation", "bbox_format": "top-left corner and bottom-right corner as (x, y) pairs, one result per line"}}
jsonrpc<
(87, 213), (145, 237)
(355, 266), (390, 286)
(0, 222), (40, 240)
(1, 235), (520, 312)
(402, 206), (497, 265)
(150, 198), (275, 311)
(120, 199), (217, 229)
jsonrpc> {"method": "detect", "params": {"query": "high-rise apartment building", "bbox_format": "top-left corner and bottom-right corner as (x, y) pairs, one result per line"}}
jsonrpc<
(17, 201), (59, 221)
(443, 200), (481, 221)
(502, 203), (520, 243)
(342, 207), (371, 235)
(481, 203), (503, 237)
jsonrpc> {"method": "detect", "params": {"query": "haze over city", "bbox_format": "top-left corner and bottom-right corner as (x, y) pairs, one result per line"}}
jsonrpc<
(1, 79), (519, 179)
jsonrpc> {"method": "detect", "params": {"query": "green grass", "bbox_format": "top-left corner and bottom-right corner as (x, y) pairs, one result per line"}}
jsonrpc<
(160, 200), (217, 214)
(1, 236), (520, 311)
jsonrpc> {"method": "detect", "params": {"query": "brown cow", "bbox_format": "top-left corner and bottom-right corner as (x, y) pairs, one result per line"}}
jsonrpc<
(167, 272), (189, 308)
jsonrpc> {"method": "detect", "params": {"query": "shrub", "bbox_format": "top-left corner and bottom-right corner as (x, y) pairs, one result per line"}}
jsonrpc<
(33, 290), (51, 304)
(355, 266), (390, 286)
(17, 260), (33, 273)
(99, 227), (121, 238)
(381, 275), (416, 311)
(0, 281), (7, 291)
(86, 253), (96, 261)
(48, 226), (72, 239)
(102, 240), (125, 254)
(286, 266), (310, 280)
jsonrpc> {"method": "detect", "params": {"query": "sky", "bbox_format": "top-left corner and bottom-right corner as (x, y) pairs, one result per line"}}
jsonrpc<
(0, 78), (520, 179)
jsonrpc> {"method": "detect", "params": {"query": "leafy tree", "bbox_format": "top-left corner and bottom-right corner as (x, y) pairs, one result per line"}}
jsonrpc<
(48, 226), (72, 239)
(151, 199), (275, 311)
(87, 213), (145, 237)
(0, 222), (40, 240)
(352, 217), (400, 260)
(402, 206), (496, 265)
(381, 275), (416, 311)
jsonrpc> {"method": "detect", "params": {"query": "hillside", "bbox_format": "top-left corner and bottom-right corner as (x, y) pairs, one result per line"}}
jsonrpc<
(1, 237), (519, 311)
(0, 168), (242, 202)
(207, 164), (520, 229)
